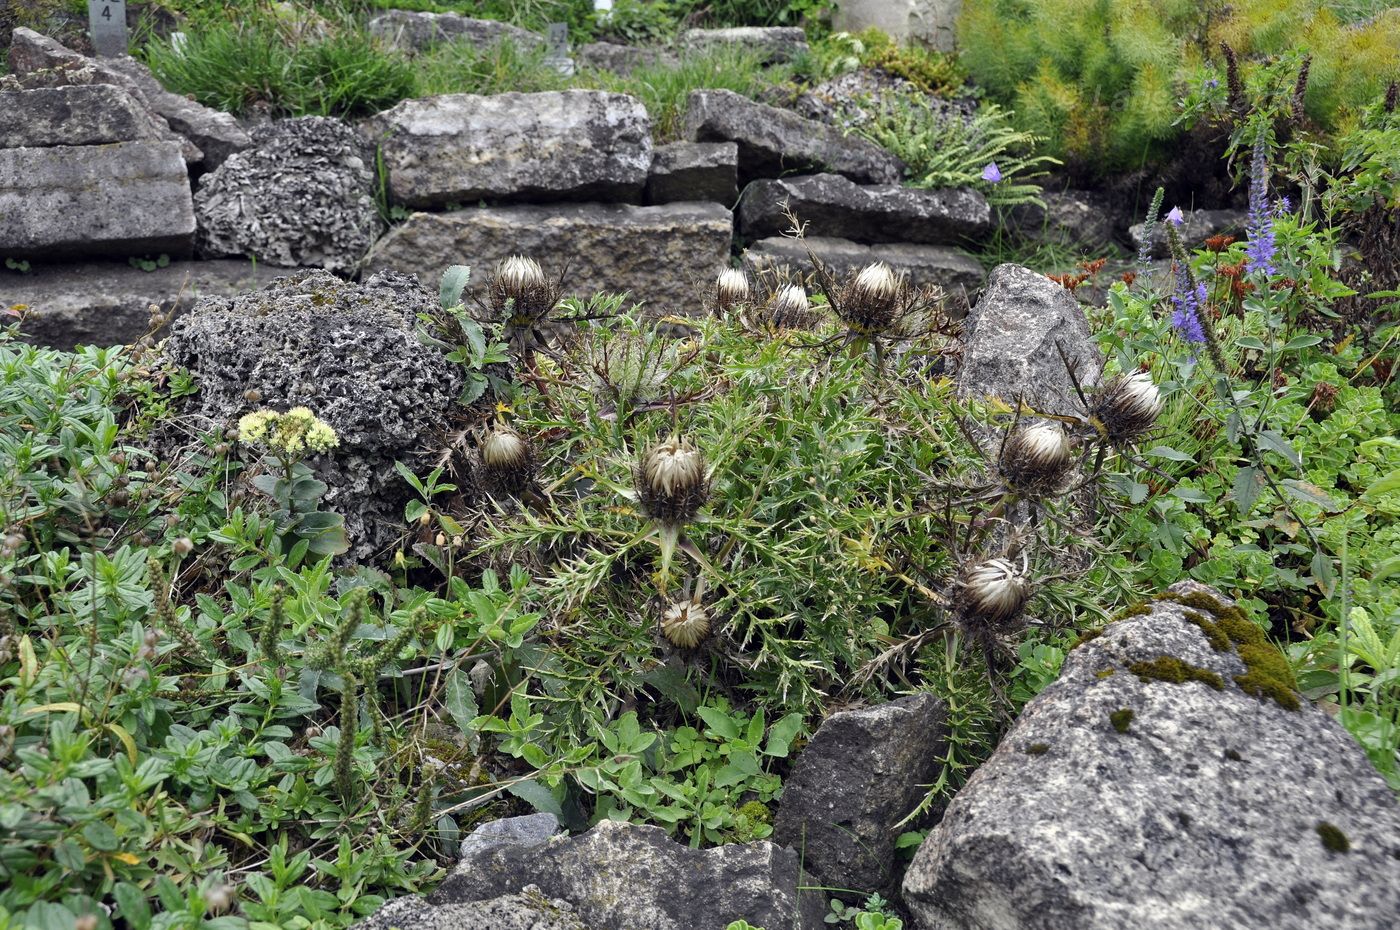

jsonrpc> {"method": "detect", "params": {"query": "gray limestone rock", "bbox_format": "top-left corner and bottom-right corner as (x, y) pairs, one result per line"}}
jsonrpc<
(1009, 189), (1123, 255)
(576, 41), (672, 75)
(160, 271), (464, 564)
(363, 201), (733, 313)
(738, 173), (992, 245)
(773, 693), (948, 897)
(9, 259), (293, 350)
(6, 27), (250, 170)
(459, 813), (562, 860)
(645, 141), (738, 205)
(743, 235), (984, 310)
(1130, 207), (1248, 259)
(902, 581), (1400, 930)
(956, 262), (1102, 416)
(0, 141), (195, 259)
(429, 819), (826, 930)
(832, 0), (963, 52)
(680, 26), (810, 63)
(683, 89), (903, 186)
(365, 91), (653, 209)
(0, 83), (172, 149)
(194, 116), (383, 274)
(354, 888), (593, 930)
(367, 10), (543, 53)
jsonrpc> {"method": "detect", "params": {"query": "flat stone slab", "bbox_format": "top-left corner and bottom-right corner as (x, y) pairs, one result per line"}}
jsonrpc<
(364, 201), (733, 312)
(683, 89), (903, 186)
(680, 26), (809, 63)
(365, 91), (652, 208)
(0, 141), (196, 260)
(646, 141), (738, 205)
(903, 581), (1400, 930)
(8, 259), (294, 350)
(0, 84), (169, 148)
(367, 10), (543, 52)
(738, 173), (992, 245)
(744, 235), (985, 307)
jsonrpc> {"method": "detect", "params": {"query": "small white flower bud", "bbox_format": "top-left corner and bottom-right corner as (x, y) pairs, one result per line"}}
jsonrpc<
(716, 268), (751, 313)
(635, 436), (709, 526)
(1093, 371), (1163, 444)
(999, 422), (1072, 494)
(661, 598), (711, 649)
(959, 557), (1031, 628)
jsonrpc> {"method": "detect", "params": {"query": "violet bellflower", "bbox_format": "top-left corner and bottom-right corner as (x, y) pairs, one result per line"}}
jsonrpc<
(981, 162), (1003, 183)
(1170, 262), (1208, 345)
(1245, 129), (1277, 276)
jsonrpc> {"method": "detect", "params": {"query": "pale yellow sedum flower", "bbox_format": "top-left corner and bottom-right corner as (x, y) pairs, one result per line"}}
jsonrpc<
(238, 407), (339, 456)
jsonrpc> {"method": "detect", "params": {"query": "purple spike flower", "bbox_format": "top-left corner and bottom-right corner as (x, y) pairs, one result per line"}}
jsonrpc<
(981, 162), (1003, 183)
(1245, 128), (1277, 276)
(1170, 263), (1208, 345)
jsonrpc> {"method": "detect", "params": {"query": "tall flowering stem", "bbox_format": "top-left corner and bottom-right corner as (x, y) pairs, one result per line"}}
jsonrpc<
(1164, 224), (1229, 374)
(1138, 187), (1166, 267)
(1244, 124), (1277, 277)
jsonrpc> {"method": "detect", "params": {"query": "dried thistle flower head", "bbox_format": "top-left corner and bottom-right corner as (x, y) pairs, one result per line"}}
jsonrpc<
(999, 422), (1072, 494)
(635, 435), (709, 526)
(839, 262), (902, 335)
(661, 597), (711, 648)
(716, 268), (751, 315)
(958, 557), (1031, 628)
(491, 255), (554, 328)
(1092, 371), (1163, 444)
(480, 425), (535, 496)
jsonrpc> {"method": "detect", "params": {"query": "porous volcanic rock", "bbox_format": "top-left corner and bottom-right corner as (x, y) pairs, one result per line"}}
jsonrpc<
(10, 259), (293, 350)
(680, 26), (809, 63)
(956, 262), (1101, 416)
(194, 117), (383, 274)
(683, 89), (903, 186)
(6, 27), (250, 170)
(738, 173), (992, 245)
(0, 141), (195, 259)
(355, 888), (593, 930)
(903, 581), (1400, 930)
(645, 141), (738, 205)
(363, 202), (733, 312)
(365, 91), (652, 208)
(773, 693), (948, 897)
(743, 236), (984, 309)
(367, 10), (543, 52)
(425, 819), (826, 930)
(160, 271), (463, 564)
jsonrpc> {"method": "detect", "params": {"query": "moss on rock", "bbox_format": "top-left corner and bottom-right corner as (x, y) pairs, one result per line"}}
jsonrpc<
(1128, 656), (1224, 690)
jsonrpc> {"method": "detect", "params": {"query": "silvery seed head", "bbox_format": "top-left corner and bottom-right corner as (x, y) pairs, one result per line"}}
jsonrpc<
(497, 255), (545, 293)
(492, 255), (553, 327)
(635, 435), (709, 525)
(480, 425), (535, 496)
(661, 598), (711, 649)
(1093, 371), (1163, 444)
(999, 421), (1072, 494)
(958, 557), (1031, 628)
(840, 262), (901, 334)
(716, 268), (751, 314)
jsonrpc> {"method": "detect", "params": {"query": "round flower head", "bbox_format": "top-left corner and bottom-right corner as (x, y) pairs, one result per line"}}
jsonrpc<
(479, 424), (535, 496)
(661, 598), (711, 649)
(840, 262), (901, 335)
(999, 421), (1072, 494)
(1092, 371), (1163, 444)
(238, 407), (337, 456)
(715, 268), (751, 315)
(634, 435), (709, 526)
(958, 557), (1031, 629)
(768, 285), (811, 329)
(492, 255), (553, 327)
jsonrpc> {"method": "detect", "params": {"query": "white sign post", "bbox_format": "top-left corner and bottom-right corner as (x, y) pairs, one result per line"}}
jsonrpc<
(544, 22), (575, 76)
(88, 0), (128, 57)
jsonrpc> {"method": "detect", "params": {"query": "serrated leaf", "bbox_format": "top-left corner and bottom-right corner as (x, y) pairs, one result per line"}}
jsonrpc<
(1280, 479), (1340, 512)
(1257, 430), (1302, 467)
(439, 265), (471, 310)
(1146, 445), (1195, 463)
(507, 778), (564, 817)
(1233, 466), (1263, 514)
(443, 669), (479, 738)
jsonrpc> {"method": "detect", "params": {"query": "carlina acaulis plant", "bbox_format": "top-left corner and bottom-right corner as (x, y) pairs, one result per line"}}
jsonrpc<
(998, 421), (1073, 495)
(956, 557), (1031, 631)
(714, 267), (751, 317)
(479, 423), (535, 497)
(633, 435), (711, 587)
(661, 578), (711, 649)
(838, 262), (901, 336)
(492, 255), (551, 325)
(746, 283), (815, 332)
(1091, 371), (1163, 445)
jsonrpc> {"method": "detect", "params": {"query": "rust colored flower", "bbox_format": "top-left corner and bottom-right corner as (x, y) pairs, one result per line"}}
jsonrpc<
(1204, 234), (1237, 253)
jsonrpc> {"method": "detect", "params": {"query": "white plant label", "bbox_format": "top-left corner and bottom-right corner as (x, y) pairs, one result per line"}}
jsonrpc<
(88, 0), (127, 57)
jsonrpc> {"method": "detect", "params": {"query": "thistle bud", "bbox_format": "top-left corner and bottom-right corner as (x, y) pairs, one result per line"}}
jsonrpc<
(479, 425), (535, 496)
(958, 557), (1031, 628)
(715, 268), (750, 314)
(759, 284), (813, 331)
(172, 537), (194, 557)
(841, 262), (901, 334)
(492, 255), (553, 326)
(1092, 371), (1163, 444)
(661, 598), (711, 649)
(435, 532), (447, 547)
(634, 436), (709, 526)
(999, 422), (1072, 494)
